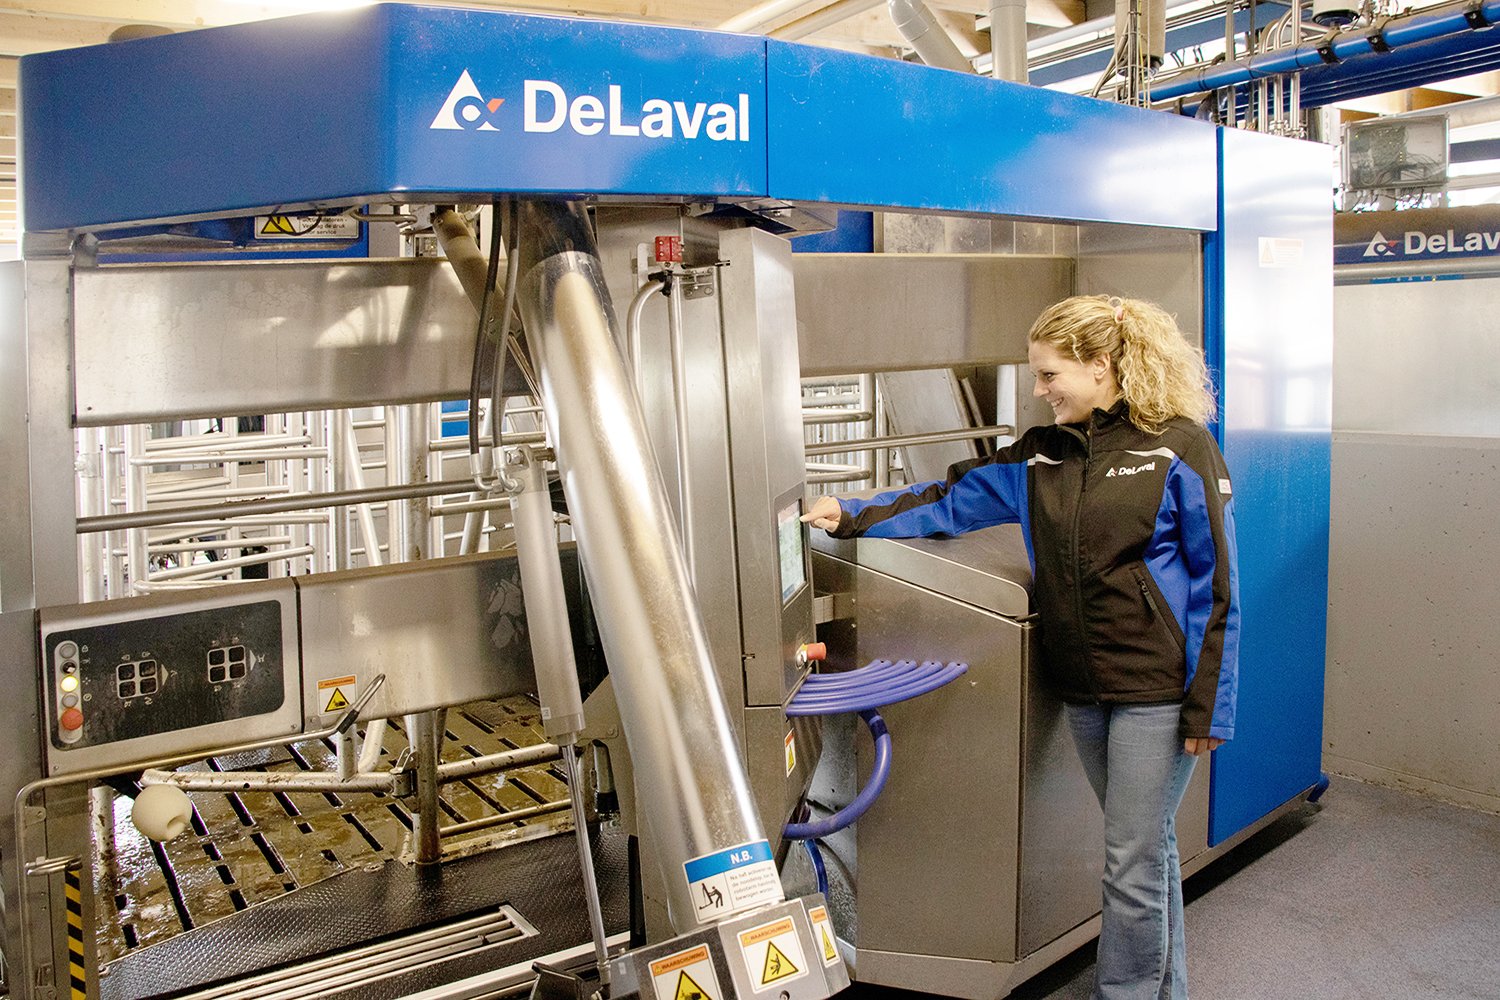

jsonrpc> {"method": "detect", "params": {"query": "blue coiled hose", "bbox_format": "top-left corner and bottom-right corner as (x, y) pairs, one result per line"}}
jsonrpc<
(784, 709), (891, 840)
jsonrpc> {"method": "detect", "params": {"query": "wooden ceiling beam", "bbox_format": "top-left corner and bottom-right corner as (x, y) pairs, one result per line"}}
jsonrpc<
(0, 11), (120, 56)
(932, 0), (1086, 28)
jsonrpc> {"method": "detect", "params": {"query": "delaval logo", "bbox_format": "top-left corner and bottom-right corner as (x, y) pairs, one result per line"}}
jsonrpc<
(1400, 228), (1500, 256)
(1362, 231), (1398, 258)
(430, 71), (752, 142)
(430, 71), (505, 131)
(1106, 461), (1157, 478)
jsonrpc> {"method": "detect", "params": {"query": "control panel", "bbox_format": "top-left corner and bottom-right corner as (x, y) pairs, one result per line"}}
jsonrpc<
(40, 581), (302, 775)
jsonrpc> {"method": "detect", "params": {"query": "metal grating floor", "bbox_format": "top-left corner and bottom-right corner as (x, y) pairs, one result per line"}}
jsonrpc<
(98, 824), (631, 1000)
(95, 695), (573, 967)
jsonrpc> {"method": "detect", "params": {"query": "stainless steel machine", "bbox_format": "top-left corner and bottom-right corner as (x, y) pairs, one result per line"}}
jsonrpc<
(3, 5), (1333, 999)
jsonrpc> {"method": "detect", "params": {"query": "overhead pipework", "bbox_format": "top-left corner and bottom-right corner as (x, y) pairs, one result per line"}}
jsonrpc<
(887, 0), (974, 73)
(1152, 0), (1500, 102)
(991, 0), (1031, 82)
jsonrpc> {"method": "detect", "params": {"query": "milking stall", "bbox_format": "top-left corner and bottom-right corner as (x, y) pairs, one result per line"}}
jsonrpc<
(1, 2), (1498, 1000)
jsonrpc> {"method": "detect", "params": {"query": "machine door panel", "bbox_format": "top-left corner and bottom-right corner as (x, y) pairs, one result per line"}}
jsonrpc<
(1209, 128), (1333, 844)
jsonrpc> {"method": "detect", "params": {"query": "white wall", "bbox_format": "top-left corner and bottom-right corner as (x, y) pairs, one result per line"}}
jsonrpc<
(1328, 276), (1500, 813)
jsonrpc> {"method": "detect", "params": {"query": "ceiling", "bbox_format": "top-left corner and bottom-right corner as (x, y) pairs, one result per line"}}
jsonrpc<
(4, 0), (1500, 250)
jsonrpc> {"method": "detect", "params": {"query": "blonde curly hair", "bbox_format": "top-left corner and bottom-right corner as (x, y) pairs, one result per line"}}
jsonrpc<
(1028, 294), (1217, 433)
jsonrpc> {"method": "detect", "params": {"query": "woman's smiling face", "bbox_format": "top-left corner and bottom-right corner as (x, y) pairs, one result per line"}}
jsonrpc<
(1028, 340), (1116, 425)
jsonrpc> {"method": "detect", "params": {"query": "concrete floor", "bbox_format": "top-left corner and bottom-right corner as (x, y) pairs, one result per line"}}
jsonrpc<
(853, 777), (1500, 1000)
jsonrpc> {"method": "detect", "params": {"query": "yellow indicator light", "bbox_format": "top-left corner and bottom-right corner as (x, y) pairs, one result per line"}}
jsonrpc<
(60, 675), (79, 693)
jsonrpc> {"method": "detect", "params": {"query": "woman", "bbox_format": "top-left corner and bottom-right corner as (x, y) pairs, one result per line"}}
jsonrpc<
(803, 294), (1239, 1000)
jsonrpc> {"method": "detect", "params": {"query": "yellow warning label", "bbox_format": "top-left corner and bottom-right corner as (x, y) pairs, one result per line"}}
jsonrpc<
(650, 944), (720, 1000)
(784, 730), (796, 777)
(737, 916), (809, 991)
(650, 944), (710, 977)
(760, 942), (800, 985)
(674, 971), (712, 1000)
(317, 675), (357, 714)
(739, 917), (794, 947)
(808, 905), (839, 967)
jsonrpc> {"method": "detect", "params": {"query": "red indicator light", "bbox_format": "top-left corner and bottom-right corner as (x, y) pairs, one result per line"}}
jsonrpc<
(60, 707), (84, 732)
(653, 235), (682, 264)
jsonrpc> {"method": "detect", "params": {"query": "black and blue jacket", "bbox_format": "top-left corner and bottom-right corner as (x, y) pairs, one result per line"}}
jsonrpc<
(830, 403), (1240, 740)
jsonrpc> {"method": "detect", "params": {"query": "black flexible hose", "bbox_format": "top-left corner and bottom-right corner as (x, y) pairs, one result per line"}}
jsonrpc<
(491, 196), (522, 456)
(467, 199), (504, 463)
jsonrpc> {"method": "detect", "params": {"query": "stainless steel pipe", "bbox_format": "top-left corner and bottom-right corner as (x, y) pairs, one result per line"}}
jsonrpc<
(510, 448), (586, 742)
(410, 711), (443, 865)
(803, 423), (1015, 456)
(515, 200), (776, 933)
(77, 476), (480, 534)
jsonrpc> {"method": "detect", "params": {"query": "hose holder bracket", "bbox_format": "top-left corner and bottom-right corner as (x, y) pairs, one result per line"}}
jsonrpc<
(1365, 17), (1393, 53)
(1316, 30), (1341, 64)
(1465, 2), (1491, 29)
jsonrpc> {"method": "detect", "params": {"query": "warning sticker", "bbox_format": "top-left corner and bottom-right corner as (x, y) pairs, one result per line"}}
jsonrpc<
(784, 730), (796, 777)
(317, 675), (357, 715)
(649, 944), (721, 1000)
(684, 841), (782, 922)
(254, 213), (360, 241)
(807, 906), (839, 967)
(1258, 236), (1304, 268)
(736, 916), (809, 991)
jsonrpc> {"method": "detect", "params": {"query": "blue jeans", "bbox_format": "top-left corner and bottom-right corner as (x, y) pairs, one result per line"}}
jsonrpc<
(1065, 702), (1197, 1000)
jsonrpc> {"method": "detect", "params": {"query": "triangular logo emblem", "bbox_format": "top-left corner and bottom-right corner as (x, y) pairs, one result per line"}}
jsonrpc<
(430, 70), (500, 131)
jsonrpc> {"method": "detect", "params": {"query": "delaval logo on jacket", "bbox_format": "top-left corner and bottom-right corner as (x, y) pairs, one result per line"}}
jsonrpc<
(832, 406), (1240, 741)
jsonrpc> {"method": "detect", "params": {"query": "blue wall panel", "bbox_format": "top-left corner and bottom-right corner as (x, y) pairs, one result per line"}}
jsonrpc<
(765, 41), (1219, 230)
(1209, 128), (1332, 845)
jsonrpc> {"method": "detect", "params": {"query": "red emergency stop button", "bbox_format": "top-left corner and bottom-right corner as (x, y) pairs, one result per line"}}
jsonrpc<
(60, 707), (84, 732)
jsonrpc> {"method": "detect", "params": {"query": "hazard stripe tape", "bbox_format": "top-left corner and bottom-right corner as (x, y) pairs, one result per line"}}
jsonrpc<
(64, 864), (87, 999)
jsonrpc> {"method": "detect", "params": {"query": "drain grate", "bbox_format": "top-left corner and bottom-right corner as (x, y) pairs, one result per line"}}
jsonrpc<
(98, 695), (572, 965)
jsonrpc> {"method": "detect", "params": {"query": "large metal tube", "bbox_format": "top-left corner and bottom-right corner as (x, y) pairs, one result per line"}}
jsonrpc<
(514, 200), (776, 934)
(888, 0), (973, 73)
(409, 711), (443, 865)
(1113, 0), (1165, 69)
(990, 0), (1030, 82)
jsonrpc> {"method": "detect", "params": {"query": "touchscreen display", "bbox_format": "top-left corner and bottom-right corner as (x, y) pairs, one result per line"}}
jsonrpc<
(776, 501), (807, 604)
